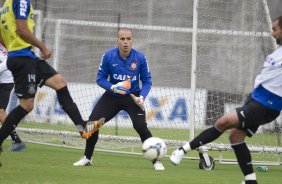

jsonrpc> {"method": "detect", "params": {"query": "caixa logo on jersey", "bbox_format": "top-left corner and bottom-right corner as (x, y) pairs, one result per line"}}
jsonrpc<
(113, 74), (137, 81)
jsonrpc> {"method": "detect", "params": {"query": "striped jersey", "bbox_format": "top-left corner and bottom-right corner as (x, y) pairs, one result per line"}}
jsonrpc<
(97, 47), (152, 98)
(252, 45), (282, 111)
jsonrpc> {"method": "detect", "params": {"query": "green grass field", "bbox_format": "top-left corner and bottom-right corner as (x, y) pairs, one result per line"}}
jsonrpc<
(1, 141), (282, 184)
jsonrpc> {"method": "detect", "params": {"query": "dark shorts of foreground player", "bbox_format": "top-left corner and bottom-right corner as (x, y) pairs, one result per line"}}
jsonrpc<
(236, 98), (280, 137)
(7, 57), (57, 99)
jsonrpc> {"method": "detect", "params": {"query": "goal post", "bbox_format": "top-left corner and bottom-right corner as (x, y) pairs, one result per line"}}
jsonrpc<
(3, 0), (282, 165)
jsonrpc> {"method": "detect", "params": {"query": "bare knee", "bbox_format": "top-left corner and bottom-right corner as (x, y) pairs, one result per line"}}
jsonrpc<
(22, 104), (34, 112)
(19, 99), (35, 112)
(229, 128), (247, 144)
(0, 109), (6, 123)
(45, 74), (67, 90)
(215, 112), (240, 132)
(0, 109), (5, 114)
(215, 116), (230, 132)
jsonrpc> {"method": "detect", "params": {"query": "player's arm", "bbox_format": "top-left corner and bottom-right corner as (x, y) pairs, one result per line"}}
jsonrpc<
(139, 55), (152, 98)
(130, 55), (152, 111)
(96, 53), (113, 90)
(97, 53), (131, 95)
(14, 0), (50, 59)
(16, 19), (50, 59)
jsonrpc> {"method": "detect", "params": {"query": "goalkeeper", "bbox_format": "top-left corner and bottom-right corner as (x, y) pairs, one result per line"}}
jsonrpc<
(0, 43), (26, 152)
(170, 16), (282, 184)
(73, 28), (165, 171)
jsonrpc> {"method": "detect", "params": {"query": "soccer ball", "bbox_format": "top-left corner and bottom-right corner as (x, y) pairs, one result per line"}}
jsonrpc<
(142, 137), (167, 161)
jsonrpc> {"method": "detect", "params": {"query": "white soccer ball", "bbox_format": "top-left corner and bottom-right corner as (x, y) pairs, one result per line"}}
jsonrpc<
(142, 137), (167, 161)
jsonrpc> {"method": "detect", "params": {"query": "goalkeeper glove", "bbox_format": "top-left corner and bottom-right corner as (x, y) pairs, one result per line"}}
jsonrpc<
(130, 94), (145, 111)
(110, 80), (131, 95)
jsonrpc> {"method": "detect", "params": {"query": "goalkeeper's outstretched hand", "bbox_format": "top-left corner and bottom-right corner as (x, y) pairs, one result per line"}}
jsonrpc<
(130, 94), (145, 111)
(110, 80), (131, 95)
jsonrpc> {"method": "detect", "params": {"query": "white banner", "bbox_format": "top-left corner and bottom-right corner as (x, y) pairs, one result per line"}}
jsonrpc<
(7, 83), (207, 129)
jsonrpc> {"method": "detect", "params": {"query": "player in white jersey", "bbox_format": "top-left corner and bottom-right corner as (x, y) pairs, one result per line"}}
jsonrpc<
(0, 44), (26, 151)
(170, 16), (282, 184)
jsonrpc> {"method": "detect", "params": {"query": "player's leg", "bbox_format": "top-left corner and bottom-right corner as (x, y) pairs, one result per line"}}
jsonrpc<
(170, 111), (240, 165)
(44, 74), (86, 130)
(231, 100), (279, 184)
(0, 83), (14, 123)
(229, 128), (257, 184)
(0, 83), (26, 151)
(73, 93), (119, 166)
(0, 57), (35, 149)
(36, 59), (101, 138)
(1, 110), (26, 151)
(0, 98), (31, 167)
(0, 98), (33, 147)
(126, 95), (164, 170)
(126, 96), (152, 142)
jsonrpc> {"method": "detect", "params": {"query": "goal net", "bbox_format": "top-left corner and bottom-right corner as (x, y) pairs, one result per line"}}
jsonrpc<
(2, 0), (281, 164)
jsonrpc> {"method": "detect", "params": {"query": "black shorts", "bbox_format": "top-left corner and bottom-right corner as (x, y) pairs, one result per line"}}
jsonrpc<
(7, 57), (57, 99)
(89, 91), (147, 129)
(0, 83), (14, 110)
(236, 98), (280, 137)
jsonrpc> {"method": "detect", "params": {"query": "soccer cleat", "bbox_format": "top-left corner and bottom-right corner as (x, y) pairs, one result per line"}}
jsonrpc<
(170, 148), (185, 165)
(153, 161), (165, 171)
(80, 117), (105, 139)
(73, 156), (92, 166)
(9, 142), (26, 152)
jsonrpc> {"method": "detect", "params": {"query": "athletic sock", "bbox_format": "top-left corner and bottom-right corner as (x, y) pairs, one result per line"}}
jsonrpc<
(189, 126), (222, 150)
(232, 142), (257, 183)
(10, 131), (22, 143)
(56, 86), (86, 131)
(245, 180), (258, 184)
(0, 106), (28, 145)
(84, 131), (99, 159)
(140, 129), (153, 143)
(182, 143), (191, 152)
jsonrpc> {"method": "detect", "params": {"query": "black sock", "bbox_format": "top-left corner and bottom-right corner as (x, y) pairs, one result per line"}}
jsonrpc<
(245, 181), (258, 184)
(0, 106), (28, 145)
(139, 129), (153, 143)
(84, 131), (99, 159)
(56, 86), (85, 128)
(190, 127), (222, 149)
(232, 142), (254, 177)
(10, 131), (22, 143)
